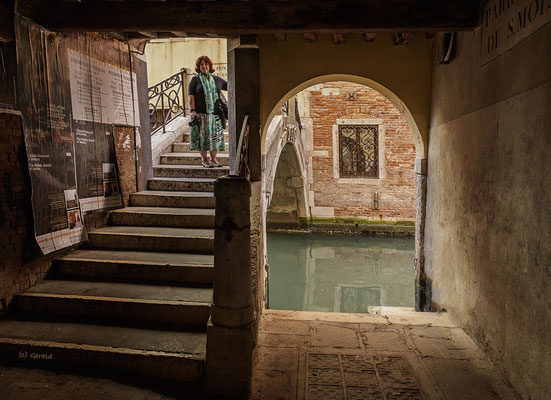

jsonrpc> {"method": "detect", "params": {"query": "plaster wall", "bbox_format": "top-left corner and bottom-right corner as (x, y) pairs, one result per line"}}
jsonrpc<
(258, 33), (432, 158)
(145, 38), (227, 86)
(426, 25), (551, 400)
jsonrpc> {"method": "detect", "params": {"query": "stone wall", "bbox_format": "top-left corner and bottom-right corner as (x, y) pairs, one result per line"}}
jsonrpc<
(426, 24), (551, 400)
(0, 112), (53, 311)
(0, 112), (114, 312)
(266, 144), (306, 225)
(304, 81), (416, 221)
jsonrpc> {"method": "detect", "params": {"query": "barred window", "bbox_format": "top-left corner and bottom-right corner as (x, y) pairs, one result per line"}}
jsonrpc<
(338, 124), (379, 178)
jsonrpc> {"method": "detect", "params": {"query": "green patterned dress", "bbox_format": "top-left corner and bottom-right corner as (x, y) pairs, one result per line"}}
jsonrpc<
(190, 73), (225, 152)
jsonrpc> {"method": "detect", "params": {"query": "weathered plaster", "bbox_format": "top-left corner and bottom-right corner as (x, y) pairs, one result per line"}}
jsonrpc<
(426, 25), (551, 400)
(259, 33), (432, 158)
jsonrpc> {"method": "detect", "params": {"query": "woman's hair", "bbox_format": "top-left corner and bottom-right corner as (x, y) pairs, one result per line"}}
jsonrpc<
(195, 56), (215, 73)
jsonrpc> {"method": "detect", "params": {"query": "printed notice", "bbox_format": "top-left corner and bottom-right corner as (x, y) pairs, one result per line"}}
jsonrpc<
(68, 49), (139, 125)
(482, 0), (551, 65)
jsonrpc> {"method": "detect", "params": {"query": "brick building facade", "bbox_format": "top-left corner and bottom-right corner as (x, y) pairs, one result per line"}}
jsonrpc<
(300, 81), (416, 221)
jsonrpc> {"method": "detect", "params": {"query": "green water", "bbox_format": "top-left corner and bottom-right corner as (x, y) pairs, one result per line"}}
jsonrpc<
(267, 232), (415, 313)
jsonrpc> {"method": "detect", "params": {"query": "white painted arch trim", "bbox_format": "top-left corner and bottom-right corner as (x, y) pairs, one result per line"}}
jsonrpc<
(262, 74), (425, 159)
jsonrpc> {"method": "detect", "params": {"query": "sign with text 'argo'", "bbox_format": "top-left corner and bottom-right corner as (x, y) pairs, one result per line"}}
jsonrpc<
(481, 0), (551, 65)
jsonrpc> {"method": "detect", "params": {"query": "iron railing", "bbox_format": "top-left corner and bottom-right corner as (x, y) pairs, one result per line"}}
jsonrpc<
(233, 114), (250, 178)
(148, 69), (187, 135)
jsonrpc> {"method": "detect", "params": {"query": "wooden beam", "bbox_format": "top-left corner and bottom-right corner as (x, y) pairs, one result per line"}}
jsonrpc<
(393, 32), (414, 45)
(107, 32), (127, 42)
(22, 0), (480, 33)
(137, 31), (158, 39)
(302, 33), (316, 44)
(332, 33), (346, 45)
(274, 33), (287, 43)
(171, 31), (188, 38)
(363, 32), (377, 43)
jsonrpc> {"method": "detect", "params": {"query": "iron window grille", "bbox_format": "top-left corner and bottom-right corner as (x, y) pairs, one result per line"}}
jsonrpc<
(338, 124), (379, 178)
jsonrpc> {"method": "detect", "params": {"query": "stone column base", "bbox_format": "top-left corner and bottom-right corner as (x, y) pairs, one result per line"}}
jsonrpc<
(205, 317), (256, 398)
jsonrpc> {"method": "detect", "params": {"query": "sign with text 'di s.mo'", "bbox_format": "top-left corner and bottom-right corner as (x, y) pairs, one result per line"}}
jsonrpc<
(481, 0), (551, 65)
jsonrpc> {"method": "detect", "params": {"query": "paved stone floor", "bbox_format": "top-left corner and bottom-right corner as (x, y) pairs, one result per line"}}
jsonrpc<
(0, 309), (522, 399)
(251, 309), (521, 400)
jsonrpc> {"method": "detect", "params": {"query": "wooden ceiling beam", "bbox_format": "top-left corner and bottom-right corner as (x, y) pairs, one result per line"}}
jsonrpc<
(274, 33), (287, 43)
(21, 0), (480, 33)
(332, 33), (346, 45)
(137, 31), (158, 39)
(302, 33), (316, 45)
(363, 32), (377, 43)
(393, 32), (414, 45)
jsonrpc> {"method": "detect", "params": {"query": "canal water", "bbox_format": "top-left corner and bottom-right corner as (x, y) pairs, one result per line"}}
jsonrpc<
(266, 232), (415, 313)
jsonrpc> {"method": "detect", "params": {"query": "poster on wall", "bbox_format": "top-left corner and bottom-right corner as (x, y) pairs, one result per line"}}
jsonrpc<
(0, 42), (18, 111)
(15, 16), (139, 254)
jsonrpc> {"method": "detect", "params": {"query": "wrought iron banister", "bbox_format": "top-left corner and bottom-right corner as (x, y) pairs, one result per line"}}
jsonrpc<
(148, 69), (187, 135)
(233, 114), (249, 178)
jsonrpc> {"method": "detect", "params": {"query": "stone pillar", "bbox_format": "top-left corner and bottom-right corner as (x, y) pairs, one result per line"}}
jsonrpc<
(227, 35), (261, 181)
(206, 176), (255, 398)
(414, 158), (430, 311)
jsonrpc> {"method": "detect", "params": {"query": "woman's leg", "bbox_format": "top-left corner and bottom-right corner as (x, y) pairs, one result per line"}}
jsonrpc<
(200, 151), (210, 165)
(210, 151), (218, 164)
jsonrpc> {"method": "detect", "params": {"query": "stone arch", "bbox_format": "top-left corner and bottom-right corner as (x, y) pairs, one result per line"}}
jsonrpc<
(264, 116), (309, 227)
(262, 74), (425, 159)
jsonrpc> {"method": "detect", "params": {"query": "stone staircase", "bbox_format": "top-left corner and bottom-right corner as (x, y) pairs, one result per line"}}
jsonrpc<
(0, 131), (229, 386)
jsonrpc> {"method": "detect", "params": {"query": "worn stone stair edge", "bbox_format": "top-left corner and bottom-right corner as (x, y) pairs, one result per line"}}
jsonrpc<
(110, 207), (215, 215)
(163, 152), (229, 157)
(88, 230), (214, 239)
(55, 256), (213, 268)
(0, 337), (204, 358)
(149, 177), (217, 182)
(17, 292), (212, 307)
(131, 190), (215, 196)
(0, 337), (204, 382)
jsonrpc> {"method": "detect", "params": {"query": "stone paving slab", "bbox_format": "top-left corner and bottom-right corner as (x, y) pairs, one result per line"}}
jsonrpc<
(252, 310), (521, 400)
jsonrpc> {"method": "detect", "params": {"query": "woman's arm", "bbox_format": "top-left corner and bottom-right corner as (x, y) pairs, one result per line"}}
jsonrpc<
(216, 76), (228, 91)
(189, 95), (197, 118)
(188, 76), (198, 117)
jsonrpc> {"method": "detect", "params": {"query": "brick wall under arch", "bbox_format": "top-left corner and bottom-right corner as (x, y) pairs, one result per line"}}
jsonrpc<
(301, 81), (416, 221)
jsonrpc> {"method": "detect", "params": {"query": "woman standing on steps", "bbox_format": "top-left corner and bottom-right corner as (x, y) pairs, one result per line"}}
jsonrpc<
(188, 56), (227, 168)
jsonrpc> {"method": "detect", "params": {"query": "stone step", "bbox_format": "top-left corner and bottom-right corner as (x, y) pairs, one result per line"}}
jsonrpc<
(148, 177), (216, 192)
(109, 206), (215, 229)
(172, 142), (229, 153)
(130, 191), (215, 209)
(154, 164), (229, 179)
(88, 225), (214, 253)
(161, 152), (229, 166)
(14, 280), (212, 330)
(0, 319), (205, 382)
(53, 249), (214, 286)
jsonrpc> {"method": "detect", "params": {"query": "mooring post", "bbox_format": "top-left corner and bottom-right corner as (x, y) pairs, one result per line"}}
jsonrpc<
(414, 158), (429, 311)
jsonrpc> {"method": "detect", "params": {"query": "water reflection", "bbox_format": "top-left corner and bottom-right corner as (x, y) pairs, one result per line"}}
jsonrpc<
(267, 232), (415, 313)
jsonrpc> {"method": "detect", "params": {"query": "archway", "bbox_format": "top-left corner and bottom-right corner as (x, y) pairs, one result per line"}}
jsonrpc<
(262, 76), (428, 312)
(262, 74), (425, 159)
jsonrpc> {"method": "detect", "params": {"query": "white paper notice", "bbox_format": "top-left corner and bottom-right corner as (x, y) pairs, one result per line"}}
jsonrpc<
(68, 49), (140, 125)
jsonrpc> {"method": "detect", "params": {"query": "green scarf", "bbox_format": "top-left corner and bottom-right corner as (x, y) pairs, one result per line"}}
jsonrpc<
(199, 72), (218, 114)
